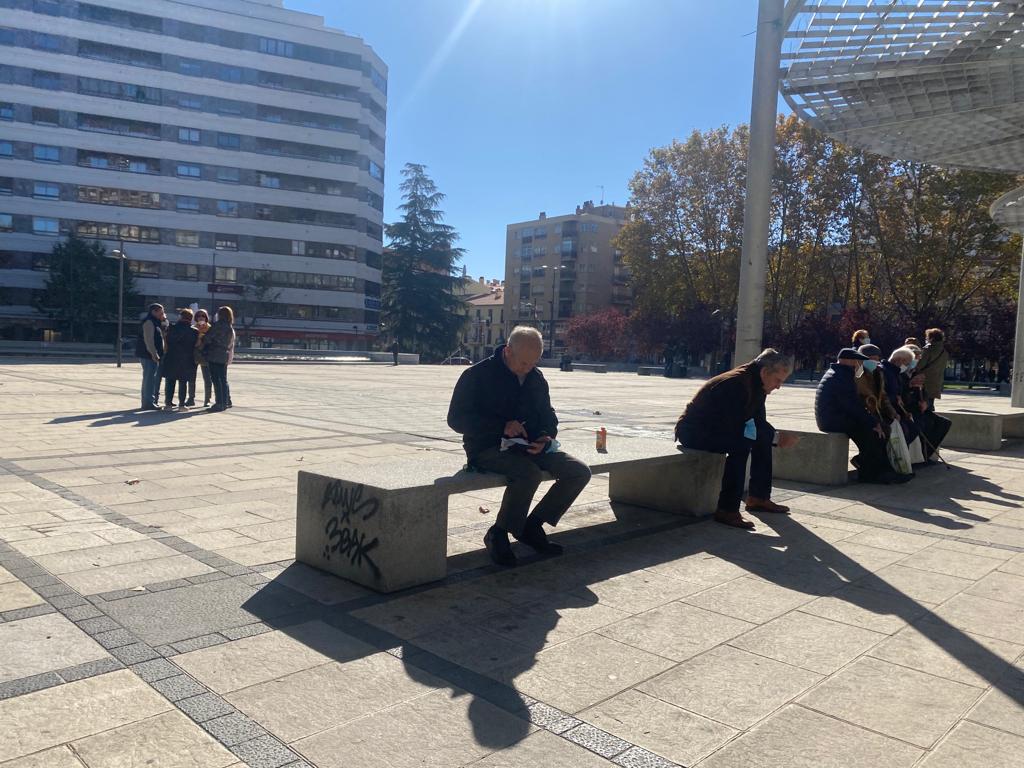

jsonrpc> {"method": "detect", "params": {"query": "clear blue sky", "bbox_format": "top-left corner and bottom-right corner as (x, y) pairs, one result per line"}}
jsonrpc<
(290, 0), (775, 279)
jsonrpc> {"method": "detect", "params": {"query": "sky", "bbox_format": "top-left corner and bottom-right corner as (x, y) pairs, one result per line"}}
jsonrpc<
(290, 0), (779, 280)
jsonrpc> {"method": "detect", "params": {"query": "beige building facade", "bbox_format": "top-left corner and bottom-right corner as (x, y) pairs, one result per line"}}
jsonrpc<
(456, 275), (503, 361)
(504, 201), (628, 355)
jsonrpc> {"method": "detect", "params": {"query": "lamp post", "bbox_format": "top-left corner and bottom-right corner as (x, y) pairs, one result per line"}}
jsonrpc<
(547, 265), (562, 357)
(109, 240), (127, 368)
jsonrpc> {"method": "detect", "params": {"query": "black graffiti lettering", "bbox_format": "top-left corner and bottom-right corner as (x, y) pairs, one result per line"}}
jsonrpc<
(320, 480), (380, 523)
(322, 514), (381, 578)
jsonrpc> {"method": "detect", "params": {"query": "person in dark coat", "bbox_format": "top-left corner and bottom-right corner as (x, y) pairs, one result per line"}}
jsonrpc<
(675, 349), (800, 530)
(816, 349), (908, 484)
(134, 303), (165, 411)
(390, 340), (399, 366)
(161, 308), (199, 410)
(202, 306), (236, 412)
(447, 326), (591, 566)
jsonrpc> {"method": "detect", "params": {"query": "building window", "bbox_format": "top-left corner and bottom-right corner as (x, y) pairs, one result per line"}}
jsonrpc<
(175, 230), (199, 247)
(215, 266), (237, 282)
(259, 174), (280, 189)
(255, 206), (271, 220)
(32, 32), (61, 50)
(33, 217), (59, 235)
(33, 182), (59, 199)
(291, 240), (305, 255)
(176, 163), (201, 178)
(178, 59), (202, 76)
(128, 260), (160, 277)
(34, 0), (60, 15)
(0, 142), (10, 158)
(77, 186), (160, 209)
(0, 177), (11, 195)
(32, 107), (59, 126)
(216, 133), (240, 150)
(219, 66), (242, 83)
(369, 160), (383, 181)
(176, 196), (199, 213)
(0, 213), (12, 232)
(259, 37), (295, 57)
(216, 167), (240, 183)
(177, 128), (200, 144)
(370, 67), (387, 94)
(33, 145), (60, 163)
(178, 96), (201, 110)
(215, 235), (237, 251)
(32, 71), (62, 90)
(216, 200), (238, 217)
(0, 103), (13, 120)
(174, 263), (199, 281)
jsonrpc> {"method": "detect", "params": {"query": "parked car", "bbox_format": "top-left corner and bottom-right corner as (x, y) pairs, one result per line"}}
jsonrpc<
(441, 356), (471, 365)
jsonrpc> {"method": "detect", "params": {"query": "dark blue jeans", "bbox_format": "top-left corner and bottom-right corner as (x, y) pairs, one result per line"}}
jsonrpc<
(139, 357), (160, 408)
(678, 423), (773, 513)
(208, 362), (230, 407)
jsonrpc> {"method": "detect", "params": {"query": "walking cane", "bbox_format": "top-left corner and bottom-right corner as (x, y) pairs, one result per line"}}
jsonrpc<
(916, 428), (952, 471)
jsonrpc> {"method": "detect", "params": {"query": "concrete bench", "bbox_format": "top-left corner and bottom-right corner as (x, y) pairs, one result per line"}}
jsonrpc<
(772, 431), (850, 486)
(942, 409), (1024, 451)
(571, 363), (608, 373)
(296, 438), (724, 593)
(637, 366), (665, 376)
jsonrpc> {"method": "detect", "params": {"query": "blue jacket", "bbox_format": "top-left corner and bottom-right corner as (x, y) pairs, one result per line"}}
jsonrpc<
(815, 363), (877, 433)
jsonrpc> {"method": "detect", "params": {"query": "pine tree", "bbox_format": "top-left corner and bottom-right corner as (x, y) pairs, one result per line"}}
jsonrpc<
(382, 163), (466, 360)
(33, 236), (140, 343)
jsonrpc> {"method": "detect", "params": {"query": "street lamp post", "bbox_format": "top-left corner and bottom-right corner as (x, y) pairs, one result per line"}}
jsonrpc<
(547, 265), (561, 357)
(110, 240), (127, 368)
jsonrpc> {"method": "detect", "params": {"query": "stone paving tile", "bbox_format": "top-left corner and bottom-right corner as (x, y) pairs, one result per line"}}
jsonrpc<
(31, 539), (182, 575)
(99, 578), (307, 647)
(0, 745), (87, 767)
(59, 555), (215, 596)
(293, 688), (532, 768)
(920, 721), (1024, 767)
(680, 576), (817, 624)
(130, 658), (182, 683)
(855, 563), (974, 604)
(174, 621), (374, 694)
(227, 652), (442, 743)
(172, 634), (231, 654)
(931, 593), (1024, 643)
(0, 582), (45, 613)
(583, 689), (736, 766)
(965, 569), (1024, 607)
(57, 656), (123, 682)
(201, 711), (269, 746)
(798, 584), (937, 635)
(698, 704), (923, 767)
(0, 671), (63, 701)
(598, 601), (756, 662)
(798, 656), (984, 748)
(897, 546), (1005, 581)
(0, 670), (171, 762)
(229, 735), (299, 768)
(177, 692), (238, 724)
(966, 664), (1024, 738)
(0, 613), (109, 683)
(72, 709), (237, 768)
(150, 673), (209, 702)
(473, 730), (614, 767)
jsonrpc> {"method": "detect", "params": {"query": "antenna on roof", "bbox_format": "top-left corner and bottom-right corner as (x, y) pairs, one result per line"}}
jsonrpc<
(596, 185), (605, 205)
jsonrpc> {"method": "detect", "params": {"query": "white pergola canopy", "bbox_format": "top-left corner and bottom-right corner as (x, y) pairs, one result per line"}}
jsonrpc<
(781, 1), (1024, 176)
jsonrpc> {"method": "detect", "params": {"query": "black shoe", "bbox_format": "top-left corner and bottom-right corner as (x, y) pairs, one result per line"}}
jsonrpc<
(184, 399), (195, 406)
(484, 525), (517, 567)
(141, 405), (160, 411)
(858, 470), (896, 484)
(516, 518), (564, 556)
(209, 403), (227, 412)
(226, 401), (233, 409)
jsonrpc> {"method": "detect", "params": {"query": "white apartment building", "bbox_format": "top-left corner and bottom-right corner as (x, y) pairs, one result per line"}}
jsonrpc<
(0, 0), (386, 348)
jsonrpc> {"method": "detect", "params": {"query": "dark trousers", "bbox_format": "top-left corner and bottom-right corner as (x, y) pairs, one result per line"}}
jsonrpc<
(164, 377), (188, 407)
(679, 424), (773, 513)
(189, 364), (212, 405)
(472, 448), (592, 538)
(915, 403), (951, 458)
(846, 424), (893, 478)
(209, 362), (230, 407)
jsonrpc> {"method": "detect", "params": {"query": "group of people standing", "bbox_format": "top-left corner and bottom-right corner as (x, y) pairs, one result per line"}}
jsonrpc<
(135, 303), (236, 413)
(815, 328), (952, 484)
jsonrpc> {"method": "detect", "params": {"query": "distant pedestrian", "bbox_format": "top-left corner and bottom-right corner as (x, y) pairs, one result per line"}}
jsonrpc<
(202, 306), (236, 412)
(162, 308), (199, 410)
(851, 329), (871, 347)
(998, 357), (1010, 384)
(390, 340), (399, 366)
(135, 303), (165, 411)
(188, 309), (212, 407)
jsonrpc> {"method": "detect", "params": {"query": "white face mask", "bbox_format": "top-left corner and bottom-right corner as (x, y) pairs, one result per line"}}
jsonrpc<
(855, 364), (864, 379)
(863, 337), (872, 345)
(213, 312), (219, 322)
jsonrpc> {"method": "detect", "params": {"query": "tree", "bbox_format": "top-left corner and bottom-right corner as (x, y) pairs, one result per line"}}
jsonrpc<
(566, 308), (630, 360)
(236, 272), (282, 347)
(33, 236), (140, 343)
(382, 163), (466, 361)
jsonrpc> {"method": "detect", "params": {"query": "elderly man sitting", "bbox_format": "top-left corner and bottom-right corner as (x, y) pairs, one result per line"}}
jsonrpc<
(675, 349), (800, 530)
(816, 349), (911, 484)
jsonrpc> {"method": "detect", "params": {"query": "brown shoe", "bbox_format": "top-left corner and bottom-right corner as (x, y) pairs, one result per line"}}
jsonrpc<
(745, 497), (790, 514)
(714, 509), (755, 530)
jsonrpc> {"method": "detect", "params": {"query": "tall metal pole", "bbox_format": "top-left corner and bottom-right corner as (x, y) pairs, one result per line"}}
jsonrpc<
(549, 266), (557, 356)
(1012, 240), (1024, 408)
(734, 0), (785, 365)
(116, 239), (124, 368)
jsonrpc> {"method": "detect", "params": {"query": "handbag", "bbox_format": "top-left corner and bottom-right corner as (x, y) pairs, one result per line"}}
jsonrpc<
(886, 425), (913, 475)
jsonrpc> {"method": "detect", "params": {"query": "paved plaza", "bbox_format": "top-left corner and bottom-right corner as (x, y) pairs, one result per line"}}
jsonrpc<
(0, 359), (1021, 767)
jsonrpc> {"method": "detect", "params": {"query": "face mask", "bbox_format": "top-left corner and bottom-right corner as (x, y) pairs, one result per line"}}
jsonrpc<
(900, 364), (909, 373)
(213, 313), (219, 322)
(863, 360), (878, 373)
(863, 337), (872, 345)
(909, 359), (918, 370)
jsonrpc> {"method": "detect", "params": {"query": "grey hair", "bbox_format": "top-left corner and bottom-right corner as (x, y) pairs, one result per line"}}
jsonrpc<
(508, 325), (543, 351)
(754, 348), (792, 373)
(890, 346), (915, 364)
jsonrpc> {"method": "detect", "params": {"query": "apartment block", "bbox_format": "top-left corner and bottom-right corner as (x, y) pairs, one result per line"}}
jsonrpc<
(0, 0), (386, 348)
(504, 201), (628, 354)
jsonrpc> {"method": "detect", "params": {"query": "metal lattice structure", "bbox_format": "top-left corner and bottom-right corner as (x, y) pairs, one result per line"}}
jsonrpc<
(780, 1), (1024, 174)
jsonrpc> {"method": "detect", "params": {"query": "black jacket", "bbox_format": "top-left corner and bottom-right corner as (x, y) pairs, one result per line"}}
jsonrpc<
(134, 314), (164, 360)
(162, 322), (199, 380)
(447, 344), (558, 460)
(675, 362), (773, 443)
(815, 363), (876, 433)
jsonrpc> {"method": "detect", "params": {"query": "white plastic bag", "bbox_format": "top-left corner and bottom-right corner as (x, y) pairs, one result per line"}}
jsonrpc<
(887, 425), (913, 475)
(908, 435), (925, 465)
